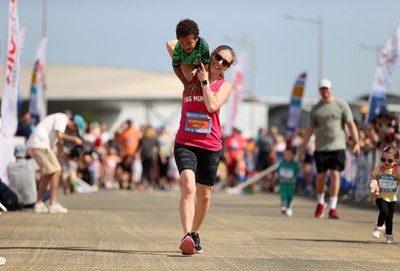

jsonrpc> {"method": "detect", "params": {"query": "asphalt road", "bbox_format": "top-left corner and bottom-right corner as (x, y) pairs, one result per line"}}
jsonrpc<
(1, 189), (400, 270)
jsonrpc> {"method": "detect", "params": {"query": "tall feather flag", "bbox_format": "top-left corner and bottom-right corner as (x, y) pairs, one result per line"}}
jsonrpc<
(224, 50), (246, 136)
(28, 37), (47, 121)
(286, 72), (307, 145)
(1, 0), (20, 136)
(366, 24), (400, 123)
(1, 0), (21, 180)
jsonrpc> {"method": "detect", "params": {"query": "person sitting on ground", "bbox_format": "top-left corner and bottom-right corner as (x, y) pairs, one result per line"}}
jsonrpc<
(6, 144), (39, 208)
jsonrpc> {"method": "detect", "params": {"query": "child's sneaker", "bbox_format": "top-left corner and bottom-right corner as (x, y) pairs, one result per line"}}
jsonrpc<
(286, 208), (293, 217)
(191, 232), (203, 254)
(179, 233), (195, 255)
(48, 203), (68, 214)
(371, 225), (385, 239)
(386, 235), (395, 244)
(314, 203), (326, 218)
(34, 202), (48, 213)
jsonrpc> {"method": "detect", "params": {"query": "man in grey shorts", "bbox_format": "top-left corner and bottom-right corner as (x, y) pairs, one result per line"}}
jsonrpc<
(302, 79), (360, 219)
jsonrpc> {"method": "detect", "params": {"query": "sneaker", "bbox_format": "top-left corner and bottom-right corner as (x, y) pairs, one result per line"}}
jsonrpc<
(386, 235), (395, 244)
(286, 208), (293, 217)
(48, 203), (68, 214)
(371, 225), (385, 239)
(34, 202), (49, 213)
(281, 206), (287, 214)
(0, 256), (6, 266)
(191, 232), (203, 254)
(314, 203), (326, 218)
(328, 209), (339, 219)
(179, 233), (195, 255)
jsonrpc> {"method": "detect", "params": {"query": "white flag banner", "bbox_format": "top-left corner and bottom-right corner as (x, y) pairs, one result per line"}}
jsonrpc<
(366, 24), (400, 123)
(224, 50), (246, 136)
(28, 37), (47, 121)
(1, 0), (21, 180)
(1, 0), (21, 137)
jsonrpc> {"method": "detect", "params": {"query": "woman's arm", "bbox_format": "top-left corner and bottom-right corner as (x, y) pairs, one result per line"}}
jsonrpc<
(197, 62), (232, 113)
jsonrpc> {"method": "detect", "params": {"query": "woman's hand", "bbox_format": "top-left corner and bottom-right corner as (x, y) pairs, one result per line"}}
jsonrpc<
(196, 62), (208, 82)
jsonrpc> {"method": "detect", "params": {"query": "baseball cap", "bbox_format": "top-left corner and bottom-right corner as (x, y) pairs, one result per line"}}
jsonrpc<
(14, 144), (26, 158)
(73, 115), (87, 137)
(319, 79), (332, 89)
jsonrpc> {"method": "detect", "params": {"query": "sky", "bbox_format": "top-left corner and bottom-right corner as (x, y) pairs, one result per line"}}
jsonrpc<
(1, 0), (400, 102)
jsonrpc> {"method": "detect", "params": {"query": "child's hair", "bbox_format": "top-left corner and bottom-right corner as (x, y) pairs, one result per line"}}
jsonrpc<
(285, 146), (297, 155)
(176, 19), (199, 39)
(382, 145), (399, 159)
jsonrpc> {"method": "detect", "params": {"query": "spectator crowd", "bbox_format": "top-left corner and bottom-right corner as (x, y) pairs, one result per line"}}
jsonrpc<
(2, 107), (400, 211)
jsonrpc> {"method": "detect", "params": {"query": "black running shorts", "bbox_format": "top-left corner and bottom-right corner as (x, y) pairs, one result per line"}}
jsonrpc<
(313, 150), (345, 173)
(174, 143), (222, 186)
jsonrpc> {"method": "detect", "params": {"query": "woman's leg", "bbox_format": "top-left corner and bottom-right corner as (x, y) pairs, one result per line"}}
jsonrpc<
(179, 169), (196, 234)
(191, 183), (213, 233)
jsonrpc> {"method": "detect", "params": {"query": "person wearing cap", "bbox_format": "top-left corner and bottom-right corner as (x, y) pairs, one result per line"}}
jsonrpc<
(6, 144), (39, 208)
(301, 79), (360, 219)
(26, 113), (85, 214)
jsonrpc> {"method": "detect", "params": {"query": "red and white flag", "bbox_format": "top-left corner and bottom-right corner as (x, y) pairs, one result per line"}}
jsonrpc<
(1, 0), (21, 137)
(1, 0), (21, 181)
(224, 50), (246, 136)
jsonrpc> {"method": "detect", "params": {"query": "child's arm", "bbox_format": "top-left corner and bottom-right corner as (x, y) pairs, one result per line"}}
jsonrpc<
(167, 39), (197, 92)
(166, 40), (176, 58)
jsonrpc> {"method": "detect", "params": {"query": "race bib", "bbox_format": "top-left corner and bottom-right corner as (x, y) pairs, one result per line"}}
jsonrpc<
(184, 112), (212, 134)
(378, 174), (398, 192)
(279, 167), (295, 179)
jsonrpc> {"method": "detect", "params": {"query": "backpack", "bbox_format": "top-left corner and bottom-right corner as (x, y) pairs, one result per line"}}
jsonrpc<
(0, 180), (20, 211)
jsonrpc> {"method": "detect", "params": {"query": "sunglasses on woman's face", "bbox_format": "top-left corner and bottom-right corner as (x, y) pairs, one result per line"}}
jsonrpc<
(381, 158), (394, 164)
(215, 53), (231, 67)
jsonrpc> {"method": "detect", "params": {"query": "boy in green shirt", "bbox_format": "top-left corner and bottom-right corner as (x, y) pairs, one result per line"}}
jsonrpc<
(167, 19), (210, 94)
(277, 147), (300, 217)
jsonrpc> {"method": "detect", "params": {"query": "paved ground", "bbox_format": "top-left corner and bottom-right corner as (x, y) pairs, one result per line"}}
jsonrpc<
(1, 189), (400, 270)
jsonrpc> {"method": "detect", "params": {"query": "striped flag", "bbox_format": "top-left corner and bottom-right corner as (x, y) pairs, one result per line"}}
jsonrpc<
(366, 24), (400, 123)
(286, 72), (307, 143)
(28, 37), (47, 121)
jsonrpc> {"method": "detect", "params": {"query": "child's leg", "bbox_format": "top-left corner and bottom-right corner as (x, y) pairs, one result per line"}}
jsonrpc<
(385, 201), (396, 235)
(287, 184), (296, 208)
(279, 183), (288, 208)
(375, 198), (389, 227)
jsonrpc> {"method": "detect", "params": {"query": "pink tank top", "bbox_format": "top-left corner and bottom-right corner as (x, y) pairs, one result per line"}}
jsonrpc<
(175, 78), (225, 151)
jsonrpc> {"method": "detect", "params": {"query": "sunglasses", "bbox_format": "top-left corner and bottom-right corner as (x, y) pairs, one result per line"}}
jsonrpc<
(381, 158), (394, 163)
(215, 53), (231, 67)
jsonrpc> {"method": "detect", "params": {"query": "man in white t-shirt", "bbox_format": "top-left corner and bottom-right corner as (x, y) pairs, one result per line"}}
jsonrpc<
(27, 113), (86, 214)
